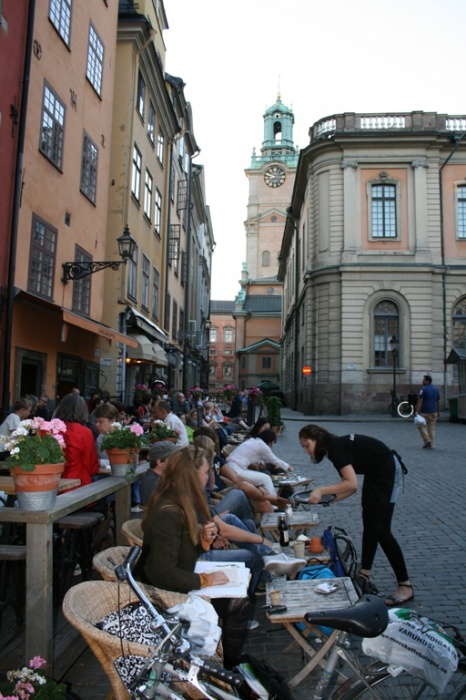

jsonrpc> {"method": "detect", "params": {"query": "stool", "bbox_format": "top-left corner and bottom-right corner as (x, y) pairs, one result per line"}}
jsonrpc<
(0, 544), (26, 628)
(54, 511), (105, 602)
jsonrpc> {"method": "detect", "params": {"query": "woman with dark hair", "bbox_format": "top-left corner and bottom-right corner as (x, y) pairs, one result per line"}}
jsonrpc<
(54, 393), (99, 488)
(136, 445), (250, 669)
(298, 424), (412, 606)
(248, 417), (271, 438)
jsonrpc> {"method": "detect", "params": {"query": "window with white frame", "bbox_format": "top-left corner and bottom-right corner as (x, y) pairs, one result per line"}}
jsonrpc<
(49, 0), (72, 45)
(131, 144), (142, 201)
(126, 243), (138, 300)
(209, 327), (217, 343)
(373, 300), (399, 367)
(371, 183), (397, 238)
(223, 363), (233, 377)
(157, 128), (164, 164)
(80, 132), (98, 203)
(137, 71), (145, 119)
(40, 83), (65, 168)
(262, 356), (272, 369)
(144, 169), (153, 220)
(172, 300), (178, 340)
(457, 185), (466, 239)
(72, 247), (91, 316)
(86, 23), (104, 95)
(154, 188), (162, 235)
(152, 266), (159, 319)
(453, 297), (466, 348)
(147, 102), (155, 144)
(28, 215), (57, 299)
(209, 363), (216, 375)
(141, 254), (149, 310)
(224, 327), (233, 343)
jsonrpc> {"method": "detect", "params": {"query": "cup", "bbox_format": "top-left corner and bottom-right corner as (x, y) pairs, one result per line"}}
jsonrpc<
(269, 589), (281, 605)
(309, 536), (324, 553)
(271, 574), (287, 601)
(292, 540), (305, 558)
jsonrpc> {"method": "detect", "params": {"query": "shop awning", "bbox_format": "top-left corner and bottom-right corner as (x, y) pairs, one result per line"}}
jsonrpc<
(126, 334), (169, 365)
(62, 310), (138, 347)
(127, 307), (168, 344)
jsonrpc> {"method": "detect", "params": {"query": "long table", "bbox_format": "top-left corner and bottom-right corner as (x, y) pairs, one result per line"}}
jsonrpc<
(0, 462), (148, 671)
(0, 476), (81, 495)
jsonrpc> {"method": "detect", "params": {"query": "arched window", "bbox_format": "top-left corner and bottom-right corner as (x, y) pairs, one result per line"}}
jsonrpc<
(373, 300), (399, 367)
(262, 250), (270, 267)
(223, 363), (233, 377)
(209, 363), (216, 376)
(453, 298), (466, 348)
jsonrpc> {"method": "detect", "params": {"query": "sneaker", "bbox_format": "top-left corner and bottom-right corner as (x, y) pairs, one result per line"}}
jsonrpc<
(246, 619), (259, 631)
(73, 564), (82, 577)
(131, 505), (144, 513)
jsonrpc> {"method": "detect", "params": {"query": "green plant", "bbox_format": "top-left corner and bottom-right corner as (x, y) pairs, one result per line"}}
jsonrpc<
(144, 421), (180, 441)
(0, 656), (67, 699)
(266, 395), (283, 426)
(0, 418), (67, 472)
(100, 422), (144, 451)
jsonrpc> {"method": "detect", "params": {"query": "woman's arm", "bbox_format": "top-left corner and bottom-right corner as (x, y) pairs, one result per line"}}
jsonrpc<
(213, 515), (273, 548)
(308, 464), (358, 504)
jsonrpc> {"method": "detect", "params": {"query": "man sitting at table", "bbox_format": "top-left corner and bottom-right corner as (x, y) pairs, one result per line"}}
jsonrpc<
(140, 440), (178, 506)
(153, 400), (190, 447)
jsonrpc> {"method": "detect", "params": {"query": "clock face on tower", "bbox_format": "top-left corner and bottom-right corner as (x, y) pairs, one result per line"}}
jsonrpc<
(264, 165), (286, 188)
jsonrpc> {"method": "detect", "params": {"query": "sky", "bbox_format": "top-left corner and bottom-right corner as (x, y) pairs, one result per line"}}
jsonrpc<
(164, 0), (466, 300)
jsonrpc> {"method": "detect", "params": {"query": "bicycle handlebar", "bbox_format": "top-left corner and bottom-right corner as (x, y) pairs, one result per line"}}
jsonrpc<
(196, 658), (244, 688)
(293, 491), (337, 505)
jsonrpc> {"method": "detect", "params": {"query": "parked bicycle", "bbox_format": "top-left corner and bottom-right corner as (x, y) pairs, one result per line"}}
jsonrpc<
(388, 393), (415, 418)
(112, 546), (466, 700)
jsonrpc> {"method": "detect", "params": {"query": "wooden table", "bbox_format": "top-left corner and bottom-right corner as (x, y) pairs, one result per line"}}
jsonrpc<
(0, 476), (81, 495)
(260, 511), (320, 541)
(266, 577), (359, 687)
(0, 461), (148, 673)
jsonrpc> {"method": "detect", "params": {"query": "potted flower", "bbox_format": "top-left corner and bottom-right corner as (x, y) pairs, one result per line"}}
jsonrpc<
(100, 422), (144, 476)
(247, 386), (264, 405)
(145, 420), (180, 443)
(0, 656), (67, 699)
(133, 382), (148, 405)
(0, 417), (67, 511)
(266, 395), (284, 435)
(222, 384), (238, 402)
(188, 386), (203, 404)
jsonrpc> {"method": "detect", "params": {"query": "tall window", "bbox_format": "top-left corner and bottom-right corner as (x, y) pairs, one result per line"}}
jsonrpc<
(144, 169), (153, 220)
(154, 188), (162, 235)
(164, 292), (171, 333)
(126, 244), (138, 300)
(40, 83), (65, 168)
(137, 71), (145, 119)
(80, 132), (98, 203)
(141, 255), (149, 310)
(49, 0), (71, 45)
(262, 356), (272, 369)
(72, 247), (91, 316)
(209, 327), (217, 343)
(223, 364), (233, 377)
(371, 184), (396, 238)
(262, 250), (270, 266)
(453, 298), (466, 348)
(172, 300), (178, 340)
(157, 128), (164, 164)
(147, 102), (155, 144)
(131, 144), (142, 201)
(152, 267), (160, 319)
(457, 185), (466, 239)
(373, 300), (399, 367)
(28, 215), (56, 299)
(224, 328), (233, 343)
(86, 23), (104, 95)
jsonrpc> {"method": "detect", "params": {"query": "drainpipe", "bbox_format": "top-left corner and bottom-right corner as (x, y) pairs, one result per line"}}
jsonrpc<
(1, 0), (35, 420)
(182, 149), (200, 394)
(285, 208), (300, 410)
(439, 132), (465, 409)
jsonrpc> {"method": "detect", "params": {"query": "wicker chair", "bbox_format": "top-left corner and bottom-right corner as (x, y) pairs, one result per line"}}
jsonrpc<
(120, 519), (143, 547)
(63, 580), (221, 700)
(93, 546), (132, 582)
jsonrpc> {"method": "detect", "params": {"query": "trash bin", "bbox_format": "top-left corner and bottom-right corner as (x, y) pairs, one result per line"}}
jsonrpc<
(448, 397), (459, 422)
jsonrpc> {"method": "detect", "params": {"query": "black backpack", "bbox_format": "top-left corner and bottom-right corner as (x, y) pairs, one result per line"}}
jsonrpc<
(236, 653), (293, 700)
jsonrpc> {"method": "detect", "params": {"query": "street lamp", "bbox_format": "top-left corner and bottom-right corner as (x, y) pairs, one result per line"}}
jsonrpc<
(389, 334), (399, 417)
(62, 225), (136, 284)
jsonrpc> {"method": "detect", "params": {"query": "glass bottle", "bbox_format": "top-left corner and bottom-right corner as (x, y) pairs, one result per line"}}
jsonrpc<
(278, 515), (290, 547)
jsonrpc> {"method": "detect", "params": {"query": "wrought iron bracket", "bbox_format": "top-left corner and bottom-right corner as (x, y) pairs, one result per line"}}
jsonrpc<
(62, 260), (127, 284)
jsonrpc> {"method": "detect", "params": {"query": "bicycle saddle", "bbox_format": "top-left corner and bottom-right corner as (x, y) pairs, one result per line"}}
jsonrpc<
(304, 594), (388, 638)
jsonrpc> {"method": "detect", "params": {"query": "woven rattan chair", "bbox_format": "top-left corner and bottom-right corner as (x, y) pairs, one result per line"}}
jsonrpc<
(93, 546), (132, 582)
(120, 519), (143, 547)
(63, 580), (221, 700)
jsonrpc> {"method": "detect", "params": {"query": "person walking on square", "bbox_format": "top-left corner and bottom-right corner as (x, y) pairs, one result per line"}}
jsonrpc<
(415, 375), (440, 449)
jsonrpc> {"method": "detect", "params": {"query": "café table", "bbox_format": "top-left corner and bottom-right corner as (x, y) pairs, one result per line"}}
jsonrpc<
(272, 474), (314, 497)
(0, 461), (148, 674)
(260, 510), (321, 542)
(266, 577), (359, 687)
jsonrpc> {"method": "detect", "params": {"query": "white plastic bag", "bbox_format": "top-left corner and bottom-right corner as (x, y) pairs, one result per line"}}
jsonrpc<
(414, 414), (426, 426)
(362, 608), (458, 693)
(167, 593), (221, 657)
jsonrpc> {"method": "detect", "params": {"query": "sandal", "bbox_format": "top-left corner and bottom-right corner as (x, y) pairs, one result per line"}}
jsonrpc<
(384, 583), (415, 607)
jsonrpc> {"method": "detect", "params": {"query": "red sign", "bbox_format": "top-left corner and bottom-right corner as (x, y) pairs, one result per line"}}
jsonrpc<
(302, 365), (312, 376)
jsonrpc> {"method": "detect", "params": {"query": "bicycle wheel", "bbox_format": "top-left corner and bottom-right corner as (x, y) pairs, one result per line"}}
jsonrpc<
(334, 665), (466, 699)
(397, 401), (414, 418)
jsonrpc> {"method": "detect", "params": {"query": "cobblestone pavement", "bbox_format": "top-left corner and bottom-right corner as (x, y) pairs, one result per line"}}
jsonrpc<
(63, 410), (466, 698)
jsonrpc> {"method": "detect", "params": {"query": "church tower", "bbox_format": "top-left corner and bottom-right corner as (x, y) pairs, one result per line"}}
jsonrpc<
(243, 94), (298, 280)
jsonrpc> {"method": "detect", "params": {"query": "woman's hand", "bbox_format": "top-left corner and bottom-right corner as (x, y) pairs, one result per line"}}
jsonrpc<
(209, 571), (229, 586)
(201, 521), (218, 543)
(308, 487), (323, 504)
(212, 535), (230, 550)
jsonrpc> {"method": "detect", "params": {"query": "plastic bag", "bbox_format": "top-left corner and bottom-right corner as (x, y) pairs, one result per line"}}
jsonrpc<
(362, 608), (458, 693)
(167, 593), (221, 656)
(414, 414), (426, 426)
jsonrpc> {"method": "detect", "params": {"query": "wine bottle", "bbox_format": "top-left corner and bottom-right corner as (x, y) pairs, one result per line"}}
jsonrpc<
(278, 515), (289, 547)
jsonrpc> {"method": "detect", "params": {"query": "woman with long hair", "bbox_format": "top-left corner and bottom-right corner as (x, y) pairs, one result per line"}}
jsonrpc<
(135, 445), (250, 668)
(298, 424), (412, 606)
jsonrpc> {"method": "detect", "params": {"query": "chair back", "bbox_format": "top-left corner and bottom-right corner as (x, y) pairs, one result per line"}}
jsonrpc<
(93, 546), (132, 582)
(121, 518), (143, 547)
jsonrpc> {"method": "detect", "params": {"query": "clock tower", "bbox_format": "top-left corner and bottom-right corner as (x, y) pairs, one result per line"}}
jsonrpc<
(244, 94), (298, 279)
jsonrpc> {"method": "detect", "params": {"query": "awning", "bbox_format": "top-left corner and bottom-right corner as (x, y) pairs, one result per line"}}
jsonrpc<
(126, 334), (169, 366)
(446, 347), (466, 364)
(62, 310), (138, 347)
(127, 306), (168, 344)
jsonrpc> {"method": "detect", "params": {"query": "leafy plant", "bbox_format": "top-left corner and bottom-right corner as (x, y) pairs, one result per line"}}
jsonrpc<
(247, 386), (264, 405)
(266, 395), (283, 426)
(144, 421), (180, 441)
(0, 418), (67, 472)
(100, 422), (144, 451)
(0, 656), (67, 699)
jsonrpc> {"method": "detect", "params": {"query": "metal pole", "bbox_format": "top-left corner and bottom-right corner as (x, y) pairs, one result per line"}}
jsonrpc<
(391, 349), (398, 417)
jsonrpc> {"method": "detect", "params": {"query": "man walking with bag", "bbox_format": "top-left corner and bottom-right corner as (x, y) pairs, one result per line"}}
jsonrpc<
(415, 375), (441, 449)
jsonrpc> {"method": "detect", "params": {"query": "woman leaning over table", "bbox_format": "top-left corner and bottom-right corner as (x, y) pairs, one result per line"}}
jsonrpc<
(135, 445), (250, 669)
(54, 393), (99, 488)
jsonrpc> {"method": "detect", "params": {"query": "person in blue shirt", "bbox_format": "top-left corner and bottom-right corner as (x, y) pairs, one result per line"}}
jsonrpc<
(415, 375), (441, 449)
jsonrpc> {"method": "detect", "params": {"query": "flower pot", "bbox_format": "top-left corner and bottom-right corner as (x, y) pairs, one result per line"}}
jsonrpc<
(11, 462), (65, 511)
(150, 437), (178, 444)
(106, 448), (139, 476)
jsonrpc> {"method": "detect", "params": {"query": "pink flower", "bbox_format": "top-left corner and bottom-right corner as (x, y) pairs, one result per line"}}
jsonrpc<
(129, 423), (144, 436)
(29, 656), (46, 670)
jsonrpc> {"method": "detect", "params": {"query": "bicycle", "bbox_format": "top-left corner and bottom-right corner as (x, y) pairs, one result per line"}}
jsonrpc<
(388, 394), (415, 418)
(111, 546), (465, 700)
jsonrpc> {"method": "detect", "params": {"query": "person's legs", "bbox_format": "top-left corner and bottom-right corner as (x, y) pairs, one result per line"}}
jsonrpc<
(425, 413), (437, 447)
(212, 597), (250, 669)
(227, 464), (276, 496)
(212, 489), (256, 531)
(417, 418), (430, 446)
(219, 514), (273, 557)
